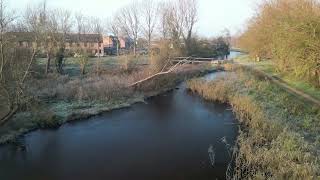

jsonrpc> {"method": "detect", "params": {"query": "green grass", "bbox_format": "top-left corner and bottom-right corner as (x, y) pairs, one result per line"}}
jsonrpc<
(234, 55), (320, 100)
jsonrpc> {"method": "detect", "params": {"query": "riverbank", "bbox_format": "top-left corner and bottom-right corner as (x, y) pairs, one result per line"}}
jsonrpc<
(0, 64), (214, 145)
(187, 65), (320, 179)
(234, 55), (320, 101)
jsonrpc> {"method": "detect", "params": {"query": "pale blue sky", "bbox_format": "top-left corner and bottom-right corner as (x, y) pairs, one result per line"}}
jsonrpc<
(8, 0), (260, 36)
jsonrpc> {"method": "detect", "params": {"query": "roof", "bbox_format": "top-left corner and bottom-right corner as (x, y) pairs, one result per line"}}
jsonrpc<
(65, 34), (103, 43)
(7, 32), (36, 42)
(7, 32), (103, 43)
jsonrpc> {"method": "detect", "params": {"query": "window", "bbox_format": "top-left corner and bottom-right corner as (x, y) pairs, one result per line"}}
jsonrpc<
(91, 43), (94, 47)
(19, 41), (23, 47)
(84, 42), (88, 47)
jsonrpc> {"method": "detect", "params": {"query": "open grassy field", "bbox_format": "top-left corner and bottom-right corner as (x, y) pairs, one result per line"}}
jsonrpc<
(36, 55), (149, 77)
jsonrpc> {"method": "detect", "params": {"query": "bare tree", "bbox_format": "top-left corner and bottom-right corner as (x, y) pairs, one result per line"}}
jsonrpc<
(91, 17), (103, 34)
(8, 21), (27, 32)
(23, 2), (47, 78)
(0, 0), (15, 86)
(141, 0), (158, 51)
(75, 12), (92, 35)
(179, 0), (198, 55)
(56, 9), (73, 35)
(0, 0), (15, 75)
(158, 2), (170, 39)
(49, 9), (73, 73)
(116, 2), (140, 56)
(165, 2), (184, 48)
(0, 0), (39, 124)
(24, 1), (58, 74)
(74, 12), (92, 75)
(159, 0), (198, 55)
(75, 12), (84, 36)
(107, 17), (121, 56)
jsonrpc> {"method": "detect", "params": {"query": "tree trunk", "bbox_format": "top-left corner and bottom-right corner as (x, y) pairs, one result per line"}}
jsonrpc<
(116, 42), (119, 56)
(133, 37), (137, 56)
(148, 33), (151, 52)
(21, 49), (36, 84)
(129, 58), (191, 87)
(45, 53), (51, 74)
(0, 106), (18, 126)
(81, 65), (85, 75)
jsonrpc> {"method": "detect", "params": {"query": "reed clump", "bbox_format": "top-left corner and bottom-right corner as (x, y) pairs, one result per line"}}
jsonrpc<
(187, 67), (320, 179)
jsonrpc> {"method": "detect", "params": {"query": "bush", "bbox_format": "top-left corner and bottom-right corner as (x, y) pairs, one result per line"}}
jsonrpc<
(149, 40), (182, 73)
(31, 106), (60, 128)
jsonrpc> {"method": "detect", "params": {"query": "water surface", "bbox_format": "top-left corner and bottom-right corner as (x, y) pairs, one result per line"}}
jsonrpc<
(0, 72), (238, 180)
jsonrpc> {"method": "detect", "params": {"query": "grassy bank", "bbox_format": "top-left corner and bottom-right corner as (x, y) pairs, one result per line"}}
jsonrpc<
(187, 65), (320, 179)
(235, 55), (320, 100)
(0, 60), (213, 144)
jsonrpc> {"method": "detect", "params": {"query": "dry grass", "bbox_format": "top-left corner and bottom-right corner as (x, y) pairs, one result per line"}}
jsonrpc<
(28, 70), (136, 102)
(27, 60), (210, 104)
(187, 67), (320, 179)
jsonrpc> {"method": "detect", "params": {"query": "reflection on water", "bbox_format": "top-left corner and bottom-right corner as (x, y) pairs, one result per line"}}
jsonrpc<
(204, 71), (227, 81)
(229, 51), (243, 59)
(0, 72), (238, 180)
(208, 145), (215, 167)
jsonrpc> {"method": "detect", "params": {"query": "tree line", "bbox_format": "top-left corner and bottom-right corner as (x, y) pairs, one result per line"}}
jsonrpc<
(5, 0), (201, 71)
(238, 0), (320, 87)
(0, 0), (232, 124)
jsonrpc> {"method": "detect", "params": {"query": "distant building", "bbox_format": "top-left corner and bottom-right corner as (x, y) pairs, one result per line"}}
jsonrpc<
(9, 32), (135, 56)
(8, 32), (104, 56)
(65, 34), (103, 55)
(103, 35), (133, 55)
(103, 35), (133, 49)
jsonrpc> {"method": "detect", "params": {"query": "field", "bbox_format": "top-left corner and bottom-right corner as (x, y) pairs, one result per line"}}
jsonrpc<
(36, 55), (149, 77)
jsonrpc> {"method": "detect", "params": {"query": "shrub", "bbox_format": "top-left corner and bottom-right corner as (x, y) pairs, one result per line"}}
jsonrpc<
(31, 105), (60, 128)
(239, 0), (320, 87)
(149, 40), (182, 73)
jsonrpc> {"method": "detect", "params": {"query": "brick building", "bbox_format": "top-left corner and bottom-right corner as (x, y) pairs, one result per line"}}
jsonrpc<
(9, 32), (134, 56)
(9, 32), (104, 56)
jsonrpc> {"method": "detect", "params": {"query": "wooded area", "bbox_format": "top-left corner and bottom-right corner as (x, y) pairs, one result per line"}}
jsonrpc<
(238, 0), (320, 88)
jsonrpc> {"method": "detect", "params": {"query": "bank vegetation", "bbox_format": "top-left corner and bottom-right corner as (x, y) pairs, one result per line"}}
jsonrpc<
(238, 0), (320, 88)
(187, 65), (320, 179)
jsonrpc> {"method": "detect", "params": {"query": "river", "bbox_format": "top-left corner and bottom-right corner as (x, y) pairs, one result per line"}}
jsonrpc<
(0, 72), (238, 180)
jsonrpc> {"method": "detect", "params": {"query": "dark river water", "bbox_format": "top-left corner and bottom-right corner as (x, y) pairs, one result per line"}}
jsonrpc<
(0, 72), (238, 180)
